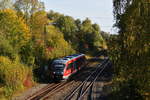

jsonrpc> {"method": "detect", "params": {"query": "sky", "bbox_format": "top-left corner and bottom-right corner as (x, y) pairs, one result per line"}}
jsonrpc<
(41, 0), (116, 34)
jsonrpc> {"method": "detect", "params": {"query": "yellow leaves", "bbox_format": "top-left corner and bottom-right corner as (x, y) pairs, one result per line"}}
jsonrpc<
(0, 9), (17, 19)
(32, 11), (48, 25)
(0, 56), (30, 88)
(18, 17), (31, 40)
(44, 25), (75, 60)
(0, 9), (31, 47)
(30, 11), (49, 40)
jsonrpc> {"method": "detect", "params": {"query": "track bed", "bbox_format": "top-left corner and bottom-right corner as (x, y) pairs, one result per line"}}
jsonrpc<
(13, 59), (100, 100)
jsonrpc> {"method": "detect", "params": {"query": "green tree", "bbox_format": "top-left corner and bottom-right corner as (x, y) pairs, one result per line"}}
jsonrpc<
(45, 25), (75, 60)
(111, 0), (150, 99)
(47, 10), (64, 21)
(0, 56), (31, 98)
(75, 19), (82, 30)
(79, 18), (106, 53)
(30, 11), (48, 40)
(0, 34), (16, 60)
(47, 11), (106, 54)
(0, 9), (31, 51)
(55, 16), (78, 43)
(100, 31), (110, 41)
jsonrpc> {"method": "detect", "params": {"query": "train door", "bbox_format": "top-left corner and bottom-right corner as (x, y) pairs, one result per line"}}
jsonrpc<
(80, 57), (84, 68)
(76, 58), (81, 70)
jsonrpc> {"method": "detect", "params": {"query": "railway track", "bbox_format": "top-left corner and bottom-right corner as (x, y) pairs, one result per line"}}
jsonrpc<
(25, 58), (106, 100)
(64, 59), (109, 100)
(26, 82), (68, 100)
(39, 64), (97, 100)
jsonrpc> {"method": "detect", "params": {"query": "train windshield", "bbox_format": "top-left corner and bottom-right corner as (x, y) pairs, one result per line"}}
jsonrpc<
(52, 63), (65, 71)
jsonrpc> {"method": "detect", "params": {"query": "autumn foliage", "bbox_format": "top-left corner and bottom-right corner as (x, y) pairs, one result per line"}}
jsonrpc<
(109, 0), (150, 99)
(0, 0), (106, 99)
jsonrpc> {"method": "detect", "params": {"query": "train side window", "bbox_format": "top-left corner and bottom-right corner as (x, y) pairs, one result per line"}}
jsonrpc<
(73, 61), (77, 69)
(81, 57), (85, 63)
(76, 59), (80, 67)
(79, 58), (82, 64)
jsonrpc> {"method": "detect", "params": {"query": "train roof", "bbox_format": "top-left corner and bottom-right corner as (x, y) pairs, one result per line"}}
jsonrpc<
(70, 54), (85, 56)
(52, 54), (85, 64)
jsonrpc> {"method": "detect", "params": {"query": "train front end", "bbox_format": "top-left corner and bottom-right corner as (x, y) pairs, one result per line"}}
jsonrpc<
(51, 60), (66, 80)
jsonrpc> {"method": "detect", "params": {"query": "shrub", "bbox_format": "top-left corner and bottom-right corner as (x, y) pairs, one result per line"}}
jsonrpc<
(19, 40), (35, 66)
(0, 56), (31, 97)
(0, 35), (16, 60)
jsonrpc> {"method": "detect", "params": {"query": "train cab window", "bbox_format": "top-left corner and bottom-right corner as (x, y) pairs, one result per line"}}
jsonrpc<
(52, 63), (65, 71)
(67, 63), (73, 70)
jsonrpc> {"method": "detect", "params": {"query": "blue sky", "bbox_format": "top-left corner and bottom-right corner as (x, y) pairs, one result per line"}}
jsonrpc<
(41, 0), (116, 34)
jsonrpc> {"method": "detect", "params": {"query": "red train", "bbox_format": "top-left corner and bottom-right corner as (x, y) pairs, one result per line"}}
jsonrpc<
(50, 54), (87, 80)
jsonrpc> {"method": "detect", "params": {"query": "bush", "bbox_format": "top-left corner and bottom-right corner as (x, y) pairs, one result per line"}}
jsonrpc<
(19, 40), (35, 66)
(110, 78), (145, 100)
(0, 35), (16, 60)
(0, 56), (31, 97)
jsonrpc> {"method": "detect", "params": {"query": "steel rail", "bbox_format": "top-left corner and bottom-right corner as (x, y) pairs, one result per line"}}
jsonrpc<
(39, 61), (96, 100)
(27, 60), (92, 100)
(40, 62), (97, 100)
(26, 83), (55, 100)
(64, 59), (108, 100)
(27, 58), (106, 100)
(39, 80), (75, 100)
(27, 82), (65, 100)
(77, 61), (109, 100)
